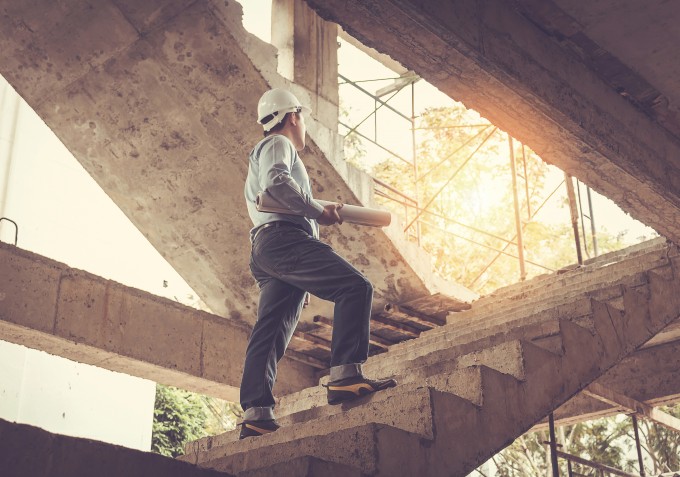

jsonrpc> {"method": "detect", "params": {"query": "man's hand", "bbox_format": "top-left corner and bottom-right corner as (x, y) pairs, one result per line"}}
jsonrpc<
(316, 203), (344, 226)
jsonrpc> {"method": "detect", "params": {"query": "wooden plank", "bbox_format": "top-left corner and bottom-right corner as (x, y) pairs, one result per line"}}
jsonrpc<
(371, 314), (420, 338)
(313, 315), (393, 350)
(293, 330), (332, 352)
(285, 348), (328, 370)
(383, 304), (443, 327)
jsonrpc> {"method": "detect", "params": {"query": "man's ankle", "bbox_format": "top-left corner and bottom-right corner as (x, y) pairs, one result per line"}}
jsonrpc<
(242, 406), (275, 421)
(329, 363), (362, 382)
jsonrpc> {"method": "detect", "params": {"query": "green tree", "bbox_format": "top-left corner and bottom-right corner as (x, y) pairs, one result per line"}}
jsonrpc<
(151, 384), (208, 458)
(475, 405), (680, 476)
(201, 396), (243, 436)
(632, 405), (680, 474)
(358, 104), (636, 294)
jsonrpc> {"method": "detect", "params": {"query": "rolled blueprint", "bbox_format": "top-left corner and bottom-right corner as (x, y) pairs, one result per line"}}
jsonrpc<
(256, 191), (391, 227)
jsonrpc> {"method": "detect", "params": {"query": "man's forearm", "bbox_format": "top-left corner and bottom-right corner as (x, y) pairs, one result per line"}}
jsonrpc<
(264, 178), (324, 219)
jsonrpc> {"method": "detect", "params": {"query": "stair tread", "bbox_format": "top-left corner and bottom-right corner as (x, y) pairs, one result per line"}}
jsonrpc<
(184, 244), (680, 476)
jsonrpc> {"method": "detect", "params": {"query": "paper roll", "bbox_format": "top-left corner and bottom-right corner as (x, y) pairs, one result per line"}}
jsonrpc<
(256, 191), (391, 227)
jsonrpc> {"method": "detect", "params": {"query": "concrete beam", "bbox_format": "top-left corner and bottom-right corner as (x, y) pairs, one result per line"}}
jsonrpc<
(304, 0), (680, 243)
(338, 29), (409, 76)
(584, 383), (680, 433)
(0, 243), (316, 401)
(532, 338), (680, 430)
(0, 418), (230, 477)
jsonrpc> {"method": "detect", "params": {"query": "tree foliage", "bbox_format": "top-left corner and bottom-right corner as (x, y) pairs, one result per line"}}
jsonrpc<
(151, 383), (243, 458)
(151, 384), (208, 458)
(476, 406), (680, 476)
(350, 104), (636, 293)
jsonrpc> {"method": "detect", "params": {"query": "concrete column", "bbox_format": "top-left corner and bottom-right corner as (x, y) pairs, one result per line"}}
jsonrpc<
(272, 0), (339, 130)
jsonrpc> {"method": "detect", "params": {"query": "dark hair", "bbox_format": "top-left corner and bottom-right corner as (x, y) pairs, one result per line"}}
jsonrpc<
(263, 112), (299, 137)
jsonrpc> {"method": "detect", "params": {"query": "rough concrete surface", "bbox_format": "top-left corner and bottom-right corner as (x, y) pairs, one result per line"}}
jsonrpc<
(0, 0), (474, 332)
(0, 417), (230, 477)
(0, 242), (316, 401)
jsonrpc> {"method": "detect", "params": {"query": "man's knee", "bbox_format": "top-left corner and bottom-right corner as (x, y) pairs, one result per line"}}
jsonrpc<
(351, 274), (373, 297)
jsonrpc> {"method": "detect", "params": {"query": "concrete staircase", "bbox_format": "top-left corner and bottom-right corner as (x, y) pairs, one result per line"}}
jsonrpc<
(179, 240), (680, 476)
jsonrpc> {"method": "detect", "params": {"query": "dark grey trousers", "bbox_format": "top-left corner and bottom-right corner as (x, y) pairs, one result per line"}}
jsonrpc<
(239, 222), (373, 413)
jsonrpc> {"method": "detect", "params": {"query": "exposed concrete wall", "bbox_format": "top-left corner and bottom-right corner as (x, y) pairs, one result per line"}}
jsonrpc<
(304, 0), (680, 245)
(0, 242), (316, 401)
(0, 0), (475, 332)
(0, 417), (229, 477)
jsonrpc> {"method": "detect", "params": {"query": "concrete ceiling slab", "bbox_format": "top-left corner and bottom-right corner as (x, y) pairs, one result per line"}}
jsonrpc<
(553, 0), (680, 113)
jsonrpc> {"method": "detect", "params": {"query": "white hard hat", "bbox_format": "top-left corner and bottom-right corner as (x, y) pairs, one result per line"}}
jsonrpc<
(257, 88), (310, 132)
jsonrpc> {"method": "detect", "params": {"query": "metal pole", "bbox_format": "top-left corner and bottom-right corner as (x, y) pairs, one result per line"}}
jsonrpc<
(586, 185), (599, 257)
(411, 82), (421, 245)
(403, 127), (497, 232)
(522, 144), (531, 219)
(338, 73), (412, 121)
(509, 135), (527, 280)
(575, 180), (590, 259)
(468, 179), (564, 287)
(564, 173), (583, 265)
(632, 415), (646, 476)
(549, 413), (560, 477)
(374, 97), (378, 143)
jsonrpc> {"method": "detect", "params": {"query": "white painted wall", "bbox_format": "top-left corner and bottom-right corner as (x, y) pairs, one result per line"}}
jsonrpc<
(0, 75), (202, 450)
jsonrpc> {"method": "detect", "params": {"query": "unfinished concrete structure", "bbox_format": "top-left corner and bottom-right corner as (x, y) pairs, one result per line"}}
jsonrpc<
(1, 0), (679, 475)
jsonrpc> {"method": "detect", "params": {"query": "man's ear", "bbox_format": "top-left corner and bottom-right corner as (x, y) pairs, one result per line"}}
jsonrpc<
(288, 112), (299, 127)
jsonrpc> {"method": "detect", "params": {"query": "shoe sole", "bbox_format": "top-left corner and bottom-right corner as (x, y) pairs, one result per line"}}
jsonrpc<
(239, 422), (279, 439)
(327, 382), (396, 405)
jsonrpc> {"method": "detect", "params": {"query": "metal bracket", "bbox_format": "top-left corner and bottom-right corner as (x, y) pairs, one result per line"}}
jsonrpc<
(0, 217), (18, 245)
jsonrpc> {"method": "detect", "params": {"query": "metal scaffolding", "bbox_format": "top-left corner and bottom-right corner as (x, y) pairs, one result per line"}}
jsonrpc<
(339, 71), (601, 290)
(543, 410), (680, 477)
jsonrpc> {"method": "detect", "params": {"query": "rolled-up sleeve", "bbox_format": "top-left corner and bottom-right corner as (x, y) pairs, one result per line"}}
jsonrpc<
(259, 136), (324, 218)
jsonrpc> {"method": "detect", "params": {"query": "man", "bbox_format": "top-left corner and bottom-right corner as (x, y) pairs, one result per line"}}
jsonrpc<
(239, 88), (396, 439)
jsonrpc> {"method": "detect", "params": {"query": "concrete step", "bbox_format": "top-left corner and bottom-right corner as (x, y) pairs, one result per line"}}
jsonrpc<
(467, 239), (670, 310)
(181, 422), (396, 475)
(364, 298), (591, 380)
(364, 338), (527, 384)
(186, 380), (440, 454)
(375, 261), (675, 369)
(182, 366), (506, 476)
(237, 456), (362, 477)
(426, 268), (648, 344)
(448, 241), (674, 332)
(269, 338), (527, 426)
